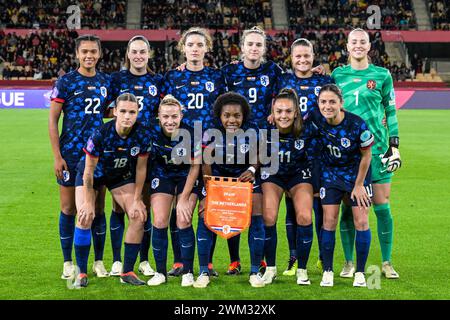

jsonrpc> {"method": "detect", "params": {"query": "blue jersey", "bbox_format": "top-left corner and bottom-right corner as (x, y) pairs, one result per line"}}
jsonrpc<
(222, 61), (284, 122)
(149, 123), (201, 179)
(203, 121), (259, 177)
(50, 70), (112, 164)
(82, 120), (151, 179)
(308, 109), (374, 191)
(110, 70), (163, 127)
(259, 121), (317, 177)
(161, 67), (227, 129)
(277, 73), (334, 117)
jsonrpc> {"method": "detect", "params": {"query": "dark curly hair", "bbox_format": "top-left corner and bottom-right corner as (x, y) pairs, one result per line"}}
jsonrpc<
(213, 92), (251, 122)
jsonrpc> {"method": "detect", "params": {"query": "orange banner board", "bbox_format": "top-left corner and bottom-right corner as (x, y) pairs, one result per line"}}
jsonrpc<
(204, 176), (253, 239)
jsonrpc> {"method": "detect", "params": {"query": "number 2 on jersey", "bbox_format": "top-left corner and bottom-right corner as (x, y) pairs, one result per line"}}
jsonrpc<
(84, 98), (101, 114)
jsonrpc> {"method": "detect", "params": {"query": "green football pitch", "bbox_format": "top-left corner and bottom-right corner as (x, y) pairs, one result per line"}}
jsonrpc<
(0, 109), (449, 300)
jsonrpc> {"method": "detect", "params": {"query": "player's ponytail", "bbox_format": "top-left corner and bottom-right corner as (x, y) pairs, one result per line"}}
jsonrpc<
(125, 35), (154, 74)
(115, 92), (138, 109)
(273, 88), (303, 138)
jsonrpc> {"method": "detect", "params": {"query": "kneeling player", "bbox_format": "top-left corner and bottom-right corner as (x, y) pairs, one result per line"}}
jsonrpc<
(260, 89), (315, 286)
(146, 95), (201, 287)
(196, 92), (264, 288)
(74, 93), (151, 287)
(310, 84), (373, 287)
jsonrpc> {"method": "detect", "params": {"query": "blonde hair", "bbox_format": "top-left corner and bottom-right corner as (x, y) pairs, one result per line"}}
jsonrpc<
(240, 26), (267, 62)
(177, 27), (213, 53)
(124, 35), (153, 74)
(159, 94), (184, 112)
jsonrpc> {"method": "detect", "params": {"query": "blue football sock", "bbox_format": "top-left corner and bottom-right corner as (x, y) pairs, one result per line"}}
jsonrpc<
(110, 210), (125, 262)
(313, 197), (324, 260)
(59, 212), (75, 262)
(227, 234), (241, 263)
(356, 229), (372, 273)
(91, 213), (106, 261)
(178, 226), (195, 274)
(197, 217), (213, 275)
(296, 224), (313, 269)
(264, 225), (277, 267)
(123, 243), (141, 274)
(152, 225), (168, 275)
(249, 216), (265, 274)
(321, 229), (336, 272)
(209, 232), (217, 264)
(74, 227), (91, 274)
(285, 196), (297, 258)
(169, 208), (182, 264)
(140, 214), (152, 262)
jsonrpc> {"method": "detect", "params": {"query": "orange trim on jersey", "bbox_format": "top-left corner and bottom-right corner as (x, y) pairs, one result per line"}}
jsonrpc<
(51, 97), (65, 103)
(83, 148), (99, 158)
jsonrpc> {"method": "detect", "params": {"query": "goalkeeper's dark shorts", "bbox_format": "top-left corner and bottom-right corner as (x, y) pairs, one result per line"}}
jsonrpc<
(371, 154), (393, 184)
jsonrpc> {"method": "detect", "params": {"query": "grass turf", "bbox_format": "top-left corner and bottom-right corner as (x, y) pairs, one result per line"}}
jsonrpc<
(0, 109), (449, 300)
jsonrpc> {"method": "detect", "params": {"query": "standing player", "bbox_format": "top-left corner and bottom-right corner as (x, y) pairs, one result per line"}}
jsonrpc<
(221, 26), (284, 275)
(108, 35), (162, 277)
(75, 93), (151, 287)
(195, 92), (265, 288)
(146, 95), (201, 287)
(49, 34), (111, 280)
(308, 84), (374, 287)
(259, 88), (315, 286)
(161, 27), (226, 277)
(276, 38), (334, 276)
(332, 28), (401, 279)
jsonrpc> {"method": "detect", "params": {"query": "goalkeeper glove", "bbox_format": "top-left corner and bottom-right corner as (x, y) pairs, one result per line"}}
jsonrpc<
(380, 137), (402, 173)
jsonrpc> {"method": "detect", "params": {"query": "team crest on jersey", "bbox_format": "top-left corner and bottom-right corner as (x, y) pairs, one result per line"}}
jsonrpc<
(86, 138), (94, 153)
(367, 80), (377, 90)
(295, 139), (304, 150)
(149, 85), (157, 96)
(320, 187), (326, 199)
(260, 75), (269, 87)
(176, 148), (186, 157)
(240, 144), (250, 154)
(205, 81), (214, 92)
(261, 171), (270, 180)
(151, 178), (160, 189)
(130, 147), (140, 156)
(100, 86), (107, 97)
(314, 86), (321, 96)
(341, 138), (351, 148)
(202, 187), (207, 197)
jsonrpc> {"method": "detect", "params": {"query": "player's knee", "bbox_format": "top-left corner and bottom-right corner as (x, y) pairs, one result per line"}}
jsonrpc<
(128, 217), (144, 230)
(353, 215), (369, 230)
(153, 215), (169, 229)
(61, 204), (76, 216)
(296, 213), (312, 226)
(263, 215), (277, 227)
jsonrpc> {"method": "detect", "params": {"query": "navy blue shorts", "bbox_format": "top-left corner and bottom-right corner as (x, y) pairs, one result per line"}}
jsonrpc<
(75, 170), (132, 191)
(56, 161), (78, 187)
(319, 184), (373, 207)
(149, 175), (199, 196)
(261, 169), (312, 191)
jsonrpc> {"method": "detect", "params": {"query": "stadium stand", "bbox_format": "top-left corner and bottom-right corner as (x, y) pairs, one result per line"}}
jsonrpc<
(0, 0), (127, 29)
(287, 0), (417, 31)
(428, 0), (450, 30)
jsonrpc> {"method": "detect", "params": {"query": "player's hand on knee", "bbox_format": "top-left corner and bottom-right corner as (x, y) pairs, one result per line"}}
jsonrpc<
(351, 185), (371, 209)
(177, 198), (193, 223)
(238, 170), (255, 183)
(78, 204), (95, 226)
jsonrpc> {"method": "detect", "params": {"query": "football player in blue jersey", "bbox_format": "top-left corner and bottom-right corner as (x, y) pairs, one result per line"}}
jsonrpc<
(259, 88), (316, 286)
(146, 95), (201, 287)
(108, 35), (162, 277)
(219, 26), (284, 275)
(74, 93), (151, 287)
(276, 38), (334, 276)
(309, 84), (373, 287)
(193, 92), (265, 288)
(161, 27), (226, 277)
(49, 34), (112, 280)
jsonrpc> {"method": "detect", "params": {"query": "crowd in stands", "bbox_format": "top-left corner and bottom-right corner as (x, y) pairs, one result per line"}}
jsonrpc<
(141, 0), (273, 30)
(288, 0), (417, 31)
(0, 28), (417, 82)
(0, 0), (127, 29)
(428, 0), (450, 30)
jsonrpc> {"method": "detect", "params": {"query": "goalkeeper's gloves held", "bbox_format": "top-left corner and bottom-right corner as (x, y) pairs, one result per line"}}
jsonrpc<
(380, 137), (402, 172)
